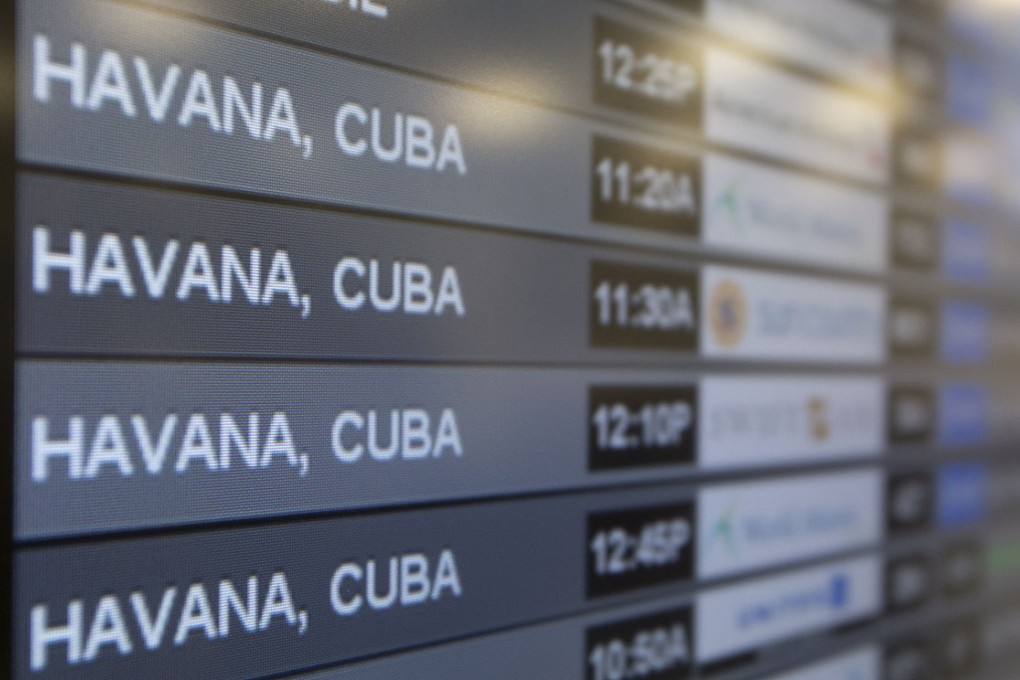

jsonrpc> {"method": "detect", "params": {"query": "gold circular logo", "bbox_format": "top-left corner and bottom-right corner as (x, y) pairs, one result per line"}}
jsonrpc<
(709, 279), (748, 349)
(808, 396), (831, 442)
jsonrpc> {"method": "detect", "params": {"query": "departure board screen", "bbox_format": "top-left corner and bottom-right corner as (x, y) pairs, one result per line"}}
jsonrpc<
(9, 0), (1020, 678)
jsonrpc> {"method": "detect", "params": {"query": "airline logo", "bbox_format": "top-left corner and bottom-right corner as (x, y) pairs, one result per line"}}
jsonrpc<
(705, 0), (893, 94)
(938, 384), (989, 447)
(698, 469), (883, 579)
(943, 219), (991, 283)
(763, 646), (881, 680)
(704, 48), (891, 184)
(696, 556), (882, 663)
(702, 154), (888, 272)
(941, 301), (991, 365)
(706, 275), (748, 351)
(700, 376), (884, 469)
(701, 265), (886, 364)
(937, 462), (989, 528)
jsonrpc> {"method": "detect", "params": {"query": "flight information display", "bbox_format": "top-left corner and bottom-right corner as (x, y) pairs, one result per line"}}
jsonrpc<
(9, 0), (1020, 678)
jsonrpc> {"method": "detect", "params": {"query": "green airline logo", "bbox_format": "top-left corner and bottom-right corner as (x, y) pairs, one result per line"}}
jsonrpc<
(708, 179), (743, 231)
(705, 499), (740, 558)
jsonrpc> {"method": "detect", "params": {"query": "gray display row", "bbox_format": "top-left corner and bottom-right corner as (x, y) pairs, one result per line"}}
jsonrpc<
(15, 360), (700, 538)
(17, 0), (701, 253)
(125, 0), (906, 117)
(18, 173), (700, 362)
(24, 359), (958, 538)
(19, 173), (901, 365)
(131, 0), (707, 132)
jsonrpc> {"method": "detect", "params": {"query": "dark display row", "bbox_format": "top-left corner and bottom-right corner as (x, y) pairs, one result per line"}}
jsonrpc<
(15, 470), (988, 679)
